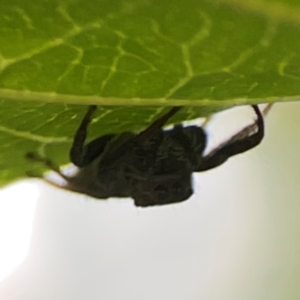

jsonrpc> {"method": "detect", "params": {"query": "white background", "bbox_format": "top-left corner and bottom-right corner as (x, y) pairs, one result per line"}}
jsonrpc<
(0, 102), (300, 300)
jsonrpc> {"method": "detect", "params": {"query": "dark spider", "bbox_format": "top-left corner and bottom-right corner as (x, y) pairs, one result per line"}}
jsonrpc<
(27, 105), (265, 207)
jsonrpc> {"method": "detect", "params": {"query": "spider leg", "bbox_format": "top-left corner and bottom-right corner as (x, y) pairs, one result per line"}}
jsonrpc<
(69, 105), (116, 167)
(195, 105), (264, 172)
(136, 106), (182, 142)
(69, 105), (97, 167)
(220, 103), (272, 142)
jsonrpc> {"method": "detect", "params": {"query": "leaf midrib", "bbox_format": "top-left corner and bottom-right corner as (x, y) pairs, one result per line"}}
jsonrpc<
(1, 87), (300, 106)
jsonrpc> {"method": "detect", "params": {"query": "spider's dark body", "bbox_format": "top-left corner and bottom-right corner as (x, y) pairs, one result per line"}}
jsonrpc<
(28, 105), (264, 207)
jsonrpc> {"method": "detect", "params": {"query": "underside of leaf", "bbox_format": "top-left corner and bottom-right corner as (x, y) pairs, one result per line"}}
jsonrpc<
(0, 0), (300, 186)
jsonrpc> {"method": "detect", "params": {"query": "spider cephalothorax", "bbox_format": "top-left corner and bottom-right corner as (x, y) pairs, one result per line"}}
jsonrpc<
(27, 105), (265, 207)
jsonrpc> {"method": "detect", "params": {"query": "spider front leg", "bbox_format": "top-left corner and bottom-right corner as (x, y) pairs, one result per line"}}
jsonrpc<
(26, 105), (111, 178)
(69, 105), (116, 167)
(135, 106), (182, 142)
(69, 105), (97, 167)
(196, 105), (264, 172)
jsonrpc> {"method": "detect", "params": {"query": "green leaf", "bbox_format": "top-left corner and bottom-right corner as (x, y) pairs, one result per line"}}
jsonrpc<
(1, 0), (300, 187)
